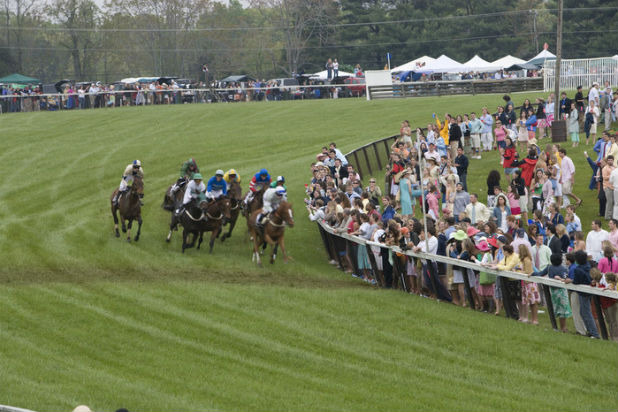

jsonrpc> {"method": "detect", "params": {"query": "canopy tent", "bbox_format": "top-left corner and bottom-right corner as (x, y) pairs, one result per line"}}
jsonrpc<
(398, 71), (429, 82)
(310, 70), (355, 80)
(527, 49), (556, 66)
(463, 55), (499, 72)
(391, 55), (435, 73)
(504, 63), (540, 71)
(491, 55), (526, 69)
(220, 75), (255, 83)
(0, 73), (40, 84)
(423, 55), (467, 73)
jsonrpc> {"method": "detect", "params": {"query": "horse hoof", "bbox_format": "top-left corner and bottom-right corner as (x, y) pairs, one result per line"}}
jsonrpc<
(122, 228), (127, 233)
(126, 238), (131, 243)
(115, 232), (120, 238)
(134, 237), (139, 242)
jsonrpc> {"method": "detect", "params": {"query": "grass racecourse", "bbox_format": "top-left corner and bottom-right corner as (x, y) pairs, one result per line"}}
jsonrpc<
(1, 94), (617, 411)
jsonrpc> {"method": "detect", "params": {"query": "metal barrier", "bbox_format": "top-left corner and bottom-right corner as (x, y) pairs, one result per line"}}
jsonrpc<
(368, 77), (544, 100)
(315, 219), (618, 340)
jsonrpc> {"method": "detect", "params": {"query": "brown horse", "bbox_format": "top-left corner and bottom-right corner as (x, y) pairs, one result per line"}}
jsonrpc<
(111, 175), (143, 242)
(248, 201), (294, 266)
(162, 182), (185, 212)
(242, 184), (266, 219)
(168, 196), (231, 253)
(220, 180), (242, 242)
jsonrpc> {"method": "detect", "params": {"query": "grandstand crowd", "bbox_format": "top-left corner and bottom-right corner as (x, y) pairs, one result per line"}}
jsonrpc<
(306, 90), (618, 341)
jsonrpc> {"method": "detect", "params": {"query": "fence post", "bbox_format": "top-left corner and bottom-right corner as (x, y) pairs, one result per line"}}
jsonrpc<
(499, 276), (514, 319)
(372, 142), (383, 170)
(541, 284), (558, 331)
(362, 146), (373, 175)
(462, 268), (476, 310)
(317, 224), (335, 261)
(352, 151), (363, 179)
(366, 244), (383, 287)
(593, 295), (609, 340)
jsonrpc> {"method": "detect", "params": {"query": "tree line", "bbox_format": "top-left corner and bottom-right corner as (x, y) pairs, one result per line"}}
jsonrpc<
(1, 0), (616, 83)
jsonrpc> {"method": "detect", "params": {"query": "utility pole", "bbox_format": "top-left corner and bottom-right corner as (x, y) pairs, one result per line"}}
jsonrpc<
(553, 0), (563, 120)
(533, 10), (539, 54)
(552, 0), (565, 142)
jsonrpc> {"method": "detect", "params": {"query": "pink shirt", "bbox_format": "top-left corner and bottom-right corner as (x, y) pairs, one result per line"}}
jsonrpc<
(560, 156), (575, 183)
(598, 256), (618, 274)
(494, 126), (507, 142)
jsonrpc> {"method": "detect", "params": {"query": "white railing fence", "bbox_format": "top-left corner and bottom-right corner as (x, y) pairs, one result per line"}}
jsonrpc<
(544, 56), (618, 91)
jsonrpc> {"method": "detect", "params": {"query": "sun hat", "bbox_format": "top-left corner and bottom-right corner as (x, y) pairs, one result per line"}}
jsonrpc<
(467, 226), (480, 237)
(453, 229), (468, 241)
(487, 236), (500, 248)
(476, 240), (490, 252)
(400, 226), (410, 235)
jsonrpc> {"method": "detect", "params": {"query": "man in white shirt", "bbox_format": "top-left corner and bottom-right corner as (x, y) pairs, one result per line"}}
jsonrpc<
(585, 219), (609, 261)
(424, 143), (440, 164)
(531, 234), (552, 271)
(464, 193), (490, 225)
(588, 82), (600, 105)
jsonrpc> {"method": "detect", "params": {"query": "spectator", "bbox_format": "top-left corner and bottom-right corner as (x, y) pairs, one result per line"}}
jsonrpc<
(464, 193), (491, 225)
(564, 251), (600, 338)
(454, 146), (469, 191)
(452, 183), (470, 221)
(586, 219), (609, 261)
(492, 193), (510, 233)
(531, 253), (572, 332)
(480, 107), (494, 152)
(567, 102), (579, 147)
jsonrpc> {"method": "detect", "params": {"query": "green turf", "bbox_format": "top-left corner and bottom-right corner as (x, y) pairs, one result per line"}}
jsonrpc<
(0, 95), (616, 411)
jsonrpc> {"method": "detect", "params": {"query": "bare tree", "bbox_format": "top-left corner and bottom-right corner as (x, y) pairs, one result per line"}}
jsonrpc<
(250, 0), (336, 76)
(47, 0), (101, 80)
(4, 0), (37, 72)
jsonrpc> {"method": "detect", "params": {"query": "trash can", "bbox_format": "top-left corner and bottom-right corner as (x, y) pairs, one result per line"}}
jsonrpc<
(551, 120), (567, 142)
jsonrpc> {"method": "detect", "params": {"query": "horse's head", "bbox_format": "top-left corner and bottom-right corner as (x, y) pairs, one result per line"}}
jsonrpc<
(229, 181), (242, 200)
(131, 175), (144, 197)
(276, 201), (294, 228)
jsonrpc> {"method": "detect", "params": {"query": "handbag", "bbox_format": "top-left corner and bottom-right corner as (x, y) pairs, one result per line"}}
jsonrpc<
(479, 271), (497, 285)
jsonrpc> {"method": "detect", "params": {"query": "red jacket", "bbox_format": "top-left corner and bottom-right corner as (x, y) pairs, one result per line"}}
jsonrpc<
(516, 157), (538, 186)
(502, 146), (517, 169)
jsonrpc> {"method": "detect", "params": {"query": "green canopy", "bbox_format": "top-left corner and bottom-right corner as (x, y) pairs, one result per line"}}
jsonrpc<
(0, 73), (40, 84)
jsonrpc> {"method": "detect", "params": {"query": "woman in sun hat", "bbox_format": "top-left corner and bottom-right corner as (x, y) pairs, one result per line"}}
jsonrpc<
(448, 230), (471, 306)
(476, 238), (496, 312)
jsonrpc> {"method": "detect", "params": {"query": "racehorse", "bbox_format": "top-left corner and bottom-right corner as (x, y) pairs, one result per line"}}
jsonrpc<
(248, 201), (294, 266)
(111, 175), (143, 242)
(162, 180), (186, 212)
(167, 196), (231, 253)
(242, 184), (267, 218)
(220, 180), (242, 242)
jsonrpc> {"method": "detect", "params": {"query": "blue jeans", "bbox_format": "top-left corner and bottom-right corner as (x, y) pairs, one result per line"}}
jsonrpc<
(579, 293), (599, 338)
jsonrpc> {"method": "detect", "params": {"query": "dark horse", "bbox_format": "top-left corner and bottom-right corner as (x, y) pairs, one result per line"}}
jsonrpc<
(220, 180), (242, 242)
(167, 196), (231, 253)
(248, 201), (294, 266)
(161, 180), (186, 212)
(242, 184), (266, 220)
(111, 175), (143, 242)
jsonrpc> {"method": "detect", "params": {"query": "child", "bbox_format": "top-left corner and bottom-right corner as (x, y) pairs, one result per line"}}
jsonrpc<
(532, 253), (572, 332)
(564, 251), (600, 338)
(507, 184), (521, 216)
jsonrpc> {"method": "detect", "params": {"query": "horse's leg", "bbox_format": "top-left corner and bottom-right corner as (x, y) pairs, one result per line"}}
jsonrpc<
(251, 230), (262, 266)
(182, 229), (188, 253)
(222, 215), (237, 241)
(271, 242), (279, 264)
(279, 237), (289, 263)
(209, 226), (220, 253)
(111, 203), (120, 237)
(120, 212), (127, 233)
(126, 218), (133, 242)
(197, 232), (203, 250)
(134, 215), (142, 242)
(167, 214), (177, 242)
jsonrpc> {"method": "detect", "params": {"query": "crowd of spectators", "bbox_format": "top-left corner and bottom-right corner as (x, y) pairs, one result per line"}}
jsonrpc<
(306, 90), (618, 341)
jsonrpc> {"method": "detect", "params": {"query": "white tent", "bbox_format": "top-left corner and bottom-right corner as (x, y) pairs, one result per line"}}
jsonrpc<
(391, 55), (435, 73)
(463, 55), (499, 72)
(423, 55), (467, 73)
(310, 70), (355, 80)
(491, 55), (526, 69)
(527, 49), (556, 66)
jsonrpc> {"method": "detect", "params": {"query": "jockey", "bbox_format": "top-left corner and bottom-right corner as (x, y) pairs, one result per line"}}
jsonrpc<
(114, 160), (143, 205)
(269, 175), (287, 190)
(223, 169), (241, 184)
(244, 168), (271, 206)
(171, 157), (199, 194)
(256, 186), (286, 228)
(206, 169), (228, 201)
(181, 173), (205, 209)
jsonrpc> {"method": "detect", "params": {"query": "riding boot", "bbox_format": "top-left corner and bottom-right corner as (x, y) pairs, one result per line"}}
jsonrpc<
(139, 194), (144, 206)
(256, 213), (263, 229)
